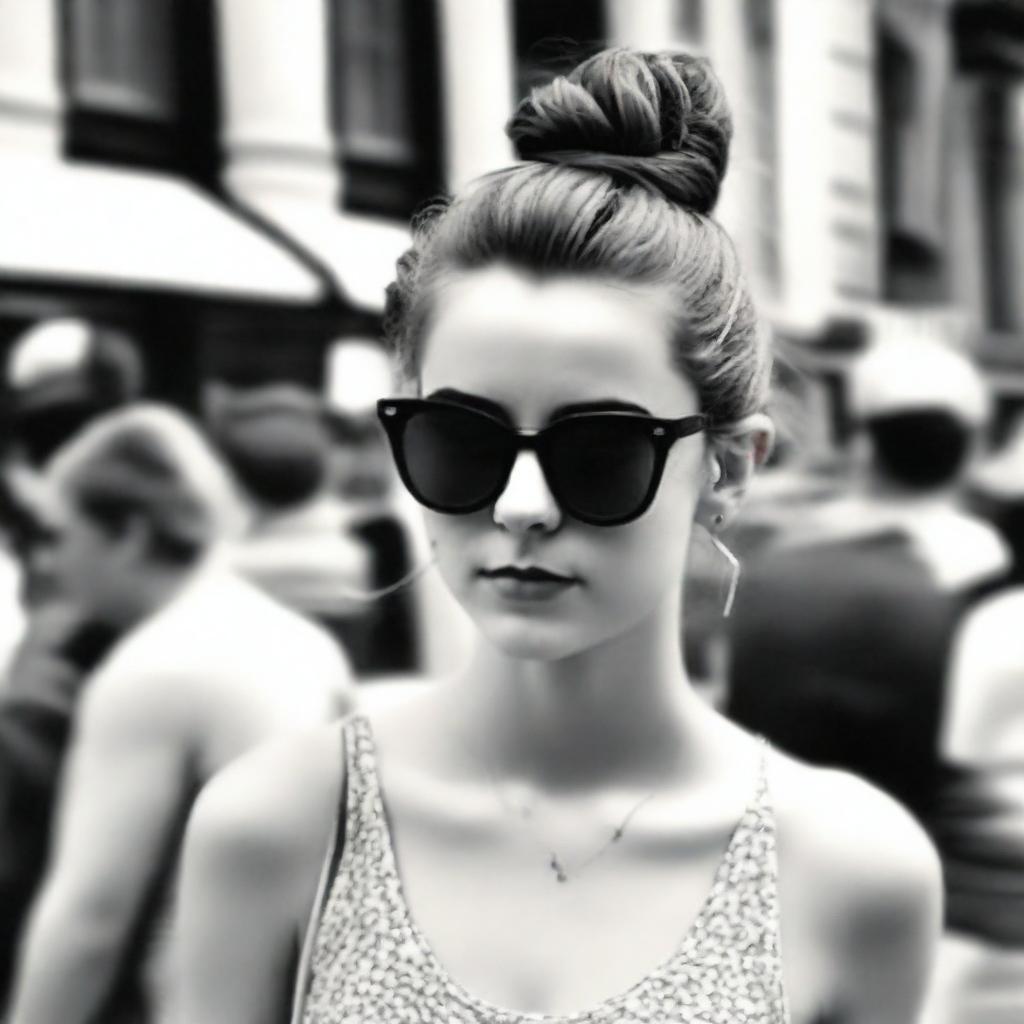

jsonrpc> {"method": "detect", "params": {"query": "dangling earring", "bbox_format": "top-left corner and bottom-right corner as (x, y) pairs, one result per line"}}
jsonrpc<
(708, 516), (740, 618)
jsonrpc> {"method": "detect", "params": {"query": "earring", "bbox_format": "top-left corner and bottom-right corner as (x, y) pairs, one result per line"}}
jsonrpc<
(708, 524), (740, 619)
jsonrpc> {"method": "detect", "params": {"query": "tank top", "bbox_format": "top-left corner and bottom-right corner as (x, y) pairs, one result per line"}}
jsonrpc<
(293, 715), (790, 1024)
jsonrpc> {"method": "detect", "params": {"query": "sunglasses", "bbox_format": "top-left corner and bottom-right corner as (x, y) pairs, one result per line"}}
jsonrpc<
(376, 397), (707, 527)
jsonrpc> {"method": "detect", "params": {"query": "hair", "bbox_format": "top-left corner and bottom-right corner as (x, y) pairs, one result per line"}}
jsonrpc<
(383, 47), (771, 442)
(206, 384), (330, 511)
(865, 410), (973, 491)
(47, 404), (246, 566)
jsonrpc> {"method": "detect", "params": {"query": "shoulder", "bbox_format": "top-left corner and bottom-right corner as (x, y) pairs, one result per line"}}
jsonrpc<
(212, 572), (348, 658)
(949, 588), (1024, 681)
(952, 511), (1009, 560)
(956, 587), (1024, 643)
(157, 570), (351, 682)
(773, 754), (942, 911)
(183, 721), (347, 916)
(771, 755), (942, 1003)
(75, 626), (197, 741)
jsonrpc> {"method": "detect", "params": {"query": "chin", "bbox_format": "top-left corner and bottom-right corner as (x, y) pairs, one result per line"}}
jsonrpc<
(472, 607), (608, 662)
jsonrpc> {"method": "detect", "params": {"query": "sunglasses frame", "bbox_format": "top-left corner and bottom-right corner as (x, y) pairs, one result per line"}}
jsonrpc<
(376, 397), (707, 527)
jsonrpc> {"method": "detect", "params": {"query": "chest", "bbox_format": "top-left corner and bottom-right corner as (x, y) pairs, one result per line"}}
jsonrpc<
(305, 787), (787, 1023)
(391, 826), (746, 1017)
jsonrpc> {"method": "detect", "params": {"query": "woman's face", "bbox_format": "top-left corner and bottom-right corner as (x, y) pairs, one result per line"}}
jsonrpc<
(417, 264), (710, 661)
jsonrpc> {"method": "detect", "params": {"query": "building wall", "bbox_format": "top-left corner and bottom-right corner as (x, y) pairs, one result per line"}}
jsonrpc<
(3, 0), (1021, 397)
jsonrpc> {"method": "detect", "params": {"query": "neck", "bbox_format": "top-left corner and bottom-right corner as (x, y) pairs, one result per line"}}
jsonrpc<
(109, 560), (197, 630)
(444, 590), (715, 793)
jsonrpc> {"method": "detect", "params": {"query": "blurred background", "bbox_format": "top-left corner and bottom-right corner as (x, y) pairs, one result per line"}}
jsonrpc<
(0, 2), (1023, 1023)
(0, 0), (1019, 429)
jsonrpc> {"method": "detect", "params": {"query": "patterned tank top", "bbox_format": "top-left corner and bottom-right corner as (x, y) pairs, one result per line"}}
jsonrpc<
(292, 715), (790, 1024)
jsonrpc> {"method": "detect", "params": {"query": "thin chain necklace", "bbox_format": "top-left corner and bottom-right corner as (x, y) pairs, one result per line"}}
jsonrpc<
(469, 742), (659, 883)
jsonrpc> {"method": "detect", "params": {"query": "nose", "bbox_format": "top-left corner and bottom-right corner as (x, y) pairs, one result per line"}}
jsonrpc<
(492, 448), (562, 534)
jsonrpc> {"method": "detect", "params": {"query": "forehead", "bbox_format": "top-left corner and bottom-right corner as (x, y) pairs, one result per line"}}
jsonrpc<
(420, 266), (697, 420)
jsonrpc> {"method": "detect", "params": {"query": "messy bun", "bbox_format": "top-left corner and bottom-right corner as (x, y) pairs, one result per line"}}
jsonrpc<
(509, 49), (732, 215)
(385, 47), (770, 440)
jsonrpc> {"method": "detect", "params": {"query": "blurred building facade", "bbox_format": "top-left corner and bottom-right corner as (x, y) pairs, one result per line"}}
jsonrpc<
(0, 0), (1021, 428)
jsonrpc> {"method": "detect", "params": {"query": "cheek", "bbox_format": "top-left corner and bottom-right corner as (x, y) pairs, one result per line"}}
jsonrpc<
(598, 452), (703, 596)
(594, 515), (692, 610)
(424, 510), (481, 584)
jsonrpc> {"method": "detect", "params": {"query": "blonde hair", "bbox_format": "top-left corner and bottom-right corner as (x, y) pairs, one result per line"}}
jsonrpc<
(48, 404), (247, 564)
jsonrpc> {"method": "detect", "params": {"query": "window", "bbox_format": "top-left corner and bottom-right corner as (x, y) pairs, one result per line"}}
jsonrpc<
(67, 0), (176, 119)
(675, 0), (704, 46)
(59, 0), (219, 185)
(513, 0), (605, 101)
(979, 83), (1022, 332)
(330, 0), (444, 220)
(877, 24), (946, 303)
(333, 0), (412, 164)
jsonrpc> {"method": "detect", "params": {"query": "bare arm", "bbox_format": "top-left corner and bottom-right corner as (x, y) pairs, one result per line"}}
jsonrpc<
(8, 665), (191, 1024)
(792, 771), (944, 1024)
(172, 728), (342, 1024)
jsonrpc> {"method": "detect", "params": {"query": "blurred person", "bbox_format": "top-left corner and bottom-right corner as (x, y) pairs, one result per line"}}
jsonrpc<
(324, 338), (473, 679)
(0, 319), (144, 1006)
(0, 317), (144, 628)
(0, 527), (25, 677)
(727, 337), (1009, 823)
(324, 339), (398, 507)
(5, 404), (355, 1024)
(918, 589), (1024, 1023)
(3, 317), (144, 474)
(800, 336), (1008, 588)
(0, 603), (118, 1008)
(176, 50), (938, 1024)
(969, 411), (1024, 585)
(205, 381), (371, 633)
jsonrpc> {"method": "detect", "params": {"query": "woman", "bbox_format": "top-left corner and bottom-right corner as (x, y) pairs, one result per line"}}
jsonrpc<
(174, 49), (941, 1024)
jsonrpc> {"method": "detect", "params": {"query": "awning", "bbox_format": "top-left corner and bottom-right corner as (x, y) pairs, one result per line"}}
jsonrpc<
(232, 195), (412, 313)
(0, 156), (324, 302)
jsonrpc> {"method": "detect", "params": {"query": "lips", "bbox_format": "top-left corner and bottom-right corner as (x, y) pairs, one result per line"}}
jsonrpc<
(481, 565), (577, 584)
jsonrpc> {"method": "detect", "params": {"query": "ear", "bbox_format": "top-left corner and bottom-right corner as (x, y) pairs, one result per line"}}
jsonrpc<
(695, 413), (775, 530)
(116, 512), (154, 564)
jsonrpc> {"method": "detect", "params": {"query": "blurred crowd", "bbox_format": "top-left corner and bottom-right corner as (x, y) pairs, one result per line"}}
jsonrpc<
(720, 332), (1024, 1024)
(0, 313), (1023, 1022)
(0, 317), (472, 1023)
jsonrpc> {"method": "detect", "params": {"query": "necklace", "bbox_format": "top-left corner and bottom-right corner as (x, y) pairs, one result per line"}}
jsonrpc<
(469, 742), (659, 883)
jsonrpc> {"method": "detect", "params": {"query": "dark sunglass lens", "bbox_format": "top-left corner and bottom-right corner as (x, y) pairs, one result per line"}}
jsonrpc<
(401, 406), (509, 511)
(547, 418), (656, 522)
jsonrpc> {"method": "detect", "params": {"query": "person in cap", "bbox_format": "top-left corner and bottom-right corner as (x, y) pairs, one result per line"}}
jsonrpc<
(6, 404), (354, 1024)
(727, 337), (1009, 823)
(0, 317), (144, 629)
(819, 336), (1009, 590)
(206, 381), (371, 636)
(928, 430), (1024, 1023)
(0, 320), (145, 1005)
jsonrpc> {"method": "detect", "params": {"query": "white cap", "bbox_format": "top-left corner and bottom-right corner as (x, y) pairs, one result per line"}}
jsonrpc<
(848, 337), (990, 426)
(6, 318), (93, 389)
(324, 339), (394, 418)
